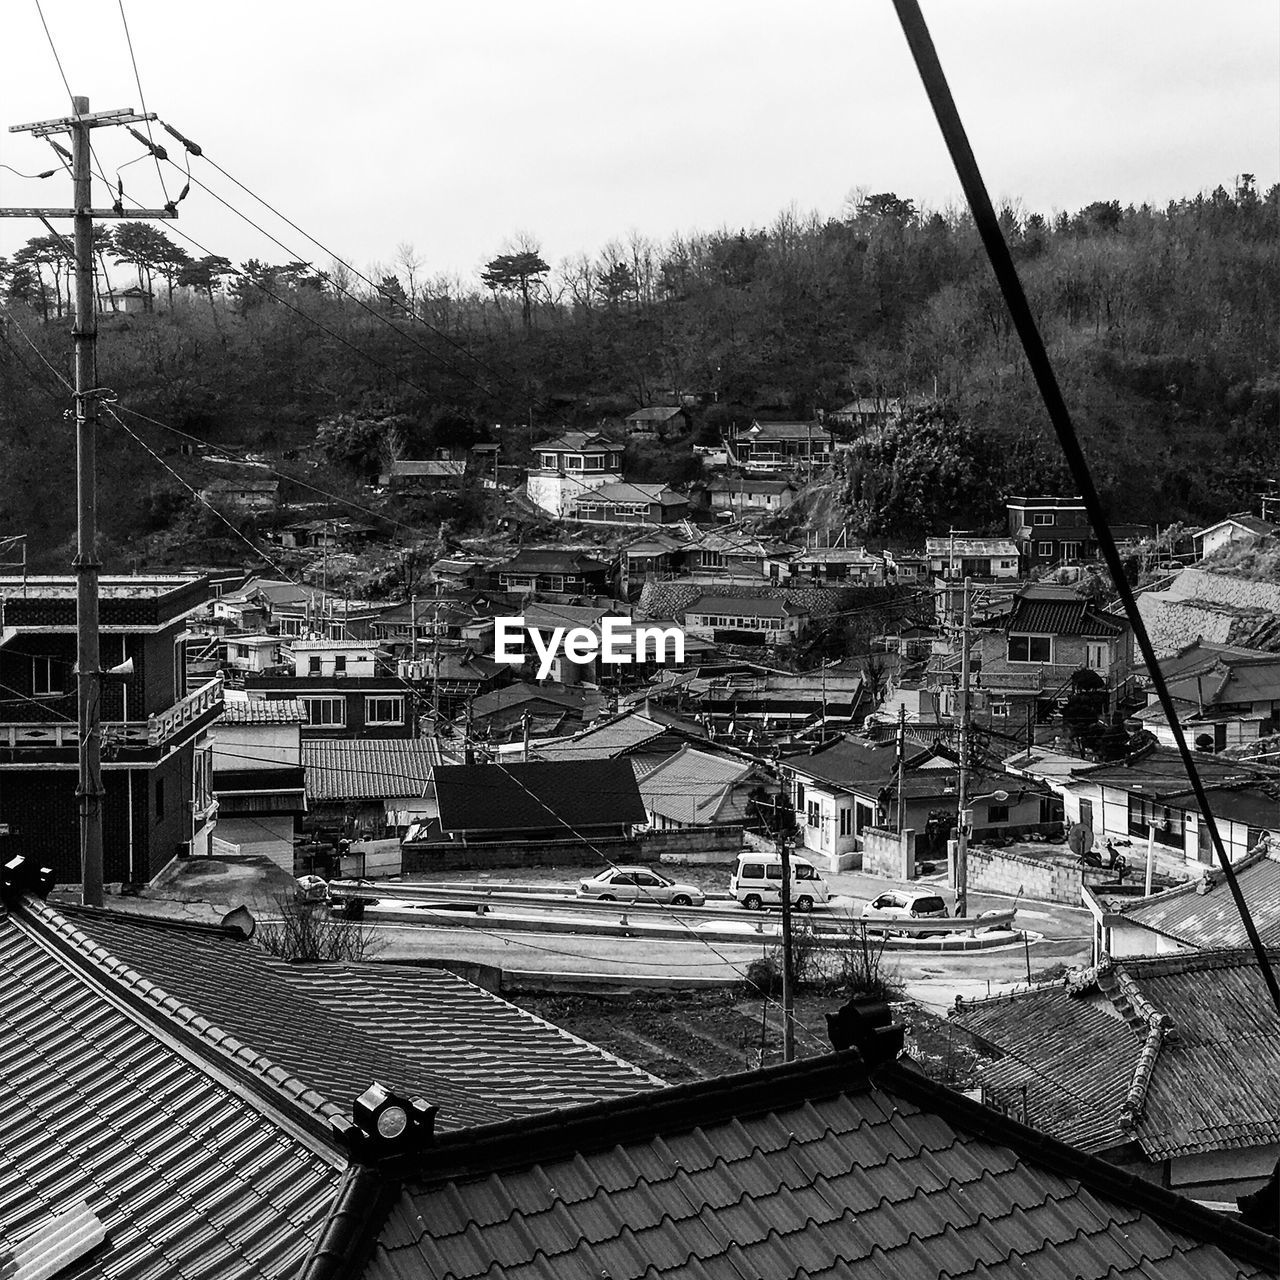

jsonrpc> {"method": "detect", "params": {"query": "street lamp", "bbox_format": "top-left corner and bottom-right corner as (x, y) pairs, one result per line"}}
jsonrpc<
(955, 788), (1009, 920)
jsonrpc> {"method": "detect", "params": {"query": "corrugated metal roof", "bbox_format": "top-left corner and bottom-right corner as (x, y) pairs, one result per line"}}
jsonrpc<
(638, 745), (760, 825)
(363, 1055), (1276, 1280)
(0, 910), (342, 1279)
(302, 740), (438, 802)
(1118, 850), (1280, 949)
(535, 709), (704, 763)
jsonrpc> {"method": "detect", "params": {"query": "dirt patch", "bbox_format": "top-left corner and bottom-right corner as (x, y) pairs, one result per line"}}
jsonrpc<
(516, 988), (987, 1089)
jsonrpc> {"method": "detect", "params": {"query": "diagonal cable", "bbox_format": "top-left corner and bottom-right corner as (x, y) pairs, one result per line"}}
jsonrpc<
(890, 0), (1280, 1016)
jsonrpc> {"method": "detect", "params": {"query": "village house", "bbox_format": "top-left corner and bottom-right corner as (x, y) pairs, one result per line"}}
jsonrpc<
(0, 574), (223, 884)
(378, 458), (468, 489)
(787, 545), (885, 586)
(208, 696), (306, 873)
(683, 594), (809, 646)
(689, 666), (868, 742)
(1194, 511), (1280, 560)
(197, 475), (279, 511)
(486, 602), (626, 686)
(781, 738), (1048, 866)
(624, 405), (691, 437)
(882, 548), (928, 583)
(1082, 839), (1280, 962)
(244, 637), (416, 738)
(525, 429), (625, 516)
(276, 517), (380, 551)
(567, 480), (689, 526)
(700, 474), (797, 517)
(490, 547), (614, 596)
(1131, 640), (1280, 751)
(468, 681), (604, 743)
(938, 583), (1135, 725)
(620, 532), (687, 585)
(637, 743), (777, 831)
(1006, 743), (1280, 867)
(219, 632), (286, 686)
(535, 702), (708, 765)
(726, 419), (835, 471)
(429, 757), (646, 847)
(829, 395), (908, 433)
(951, 948), (1280, 1201)
(683, 528), (797, 582)
(301, 737), (440, 846)
(1006, 494), (1096, 570)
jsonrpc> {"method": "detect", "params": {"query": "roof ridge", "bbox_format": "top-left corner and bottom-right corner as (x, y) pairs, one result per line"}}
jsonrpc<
(17, 898), (347, 1146)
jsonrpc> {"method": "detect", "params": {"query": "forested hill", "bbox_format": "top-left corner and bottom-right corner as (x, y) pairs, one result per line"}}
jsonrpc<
(0, 181), (1276, 565)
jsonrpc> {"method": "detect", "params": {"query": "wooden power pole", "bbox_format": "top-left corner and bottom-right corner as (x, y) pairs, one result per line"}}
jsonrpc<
(5, 99), (174, 906)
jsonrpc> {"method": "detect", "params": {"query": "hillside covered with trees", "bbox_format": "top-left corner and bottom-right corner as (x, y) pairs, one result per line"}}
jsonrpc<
(0, 178), (1276, 567)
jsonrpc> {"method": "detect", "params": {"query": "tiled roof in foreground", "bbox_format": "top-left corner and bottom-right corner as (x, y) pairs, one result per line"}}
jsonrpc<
(49, 903), (660, 1127)
(0, 906), (342, 1279)
(355, 1053), (1277, 1280)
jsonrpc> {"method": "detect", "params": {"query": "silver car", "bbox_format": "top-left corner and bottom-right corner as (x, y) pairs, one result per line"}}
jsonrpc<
(576, 866), (705, 907)
(861, 891), (949, 932)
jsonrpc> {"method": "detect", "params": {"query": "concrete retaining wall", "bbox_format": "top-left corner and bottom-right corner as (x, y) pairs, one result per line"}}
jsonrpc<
(861, 827), (916, 880)
(403, 837), (643, 873)
(967, 847), (1122, 904)
(643, 825), (743, 864)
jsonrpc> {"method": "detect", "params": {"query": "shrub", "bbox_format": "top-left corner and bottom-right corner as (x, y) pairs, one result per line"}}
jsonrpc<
(254, 892), (382, 962)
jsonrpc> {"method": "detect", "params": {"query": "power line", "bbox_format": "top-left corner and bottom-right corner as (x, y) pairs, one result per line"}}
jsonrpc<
(32, 0), (73, 104)
(114, 0), (169, 205)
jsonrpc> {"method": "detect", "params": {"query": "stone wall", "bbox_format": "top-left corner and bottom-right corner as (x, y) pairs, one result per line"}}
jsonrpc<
(637, 580), (910, 622)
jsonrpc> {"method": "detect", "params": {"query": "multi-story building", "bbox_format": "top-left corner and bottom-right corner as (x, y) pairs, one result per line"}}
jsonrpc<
(0, 575), (222, 885)
(726, 421), (834, 471)
(525, 431), (624, 517)
(1006, 495), (1095, 571)
(244, 638), (417, 738)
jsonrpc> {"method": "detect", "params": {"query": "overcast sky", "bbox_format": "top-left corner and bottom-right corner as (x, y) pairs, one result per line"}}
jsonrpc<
(1, 1), (1275, 286)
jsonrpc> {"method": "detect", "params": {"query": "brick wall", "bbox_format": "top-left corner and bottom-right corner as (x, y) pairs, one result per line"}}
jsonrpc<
(643, 825), (744, 863)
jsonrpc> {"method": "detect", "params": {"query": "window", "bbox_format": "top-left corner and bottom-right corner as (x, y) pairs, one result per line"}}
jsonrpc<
(1037, 541), (1054, 558)
(1128, 795), (1185, 848)
(155, 777), (165, 820)
(999, 559), (1017, 570)
(990, 701), (1011, 717)
(740, 862), (764, 880)
(1008, 634), (1052, 663)
(1086, 642), (1108, 670)
(807, 799), (821, 829)
(546, 576), (565, 592)
(308, 655), (321, 674)
(987, 804), (1009, 824)
(31, 656), (63, 696)
(334, 655), (347, 675)
(795, 782), (805, 811)
(583, 454), (604, 471)
(839, 808), (853, 837)
(794, 862), (819, 881)
(303, 696), (346, 728)
(278, 616), (305, 637)
(540, 453), (556, 469)
(565, 455), (584, 471)
(365, 696), (404, 726)
(1033, 512), (1055, 526)
(1061, 541), (1081, 562)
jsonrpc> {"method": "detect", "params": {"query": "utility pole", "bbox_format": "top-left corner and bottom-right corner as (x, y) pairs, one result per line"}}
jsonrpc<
(5, 99), (173, 907)
(776, 826), (796, 1063)
(954, 575), (973, 920)
(896, 704), (907, 835)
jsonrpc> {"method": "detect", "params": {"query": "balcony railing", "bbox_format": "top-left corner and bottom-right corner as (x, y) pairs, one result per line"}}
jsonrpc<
(0, 675), (223, 752)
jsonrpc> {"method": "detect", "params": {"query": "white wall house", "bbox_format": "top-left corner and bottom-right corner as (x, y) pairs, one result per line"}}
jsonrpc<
(525, 431), (624, 517)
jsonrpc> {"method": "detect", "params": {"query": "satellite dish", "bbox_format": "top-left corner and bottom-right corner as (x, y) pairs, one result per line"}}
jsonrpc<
(1067, 823), (1094, 857)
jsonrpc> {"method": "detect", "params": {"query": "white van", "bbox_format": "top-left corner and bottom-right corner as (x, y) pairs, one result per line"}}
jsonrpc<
(730, 851), (830, 912)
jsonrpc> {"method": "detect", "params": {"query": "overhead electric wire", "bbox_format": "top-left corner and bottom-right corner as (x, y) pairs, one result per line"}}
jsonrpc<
(32, 0), (73, 103)
(114, 0), (169, 205)
(891, 0), (1280, 1017)
(155, 127), (545, 413)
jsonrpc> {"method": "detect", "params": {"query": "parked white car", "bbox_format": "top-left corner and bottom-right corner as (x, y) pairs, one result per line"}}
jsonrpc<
(576, 866), (706, 907)
(861, 890), (949, 931)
